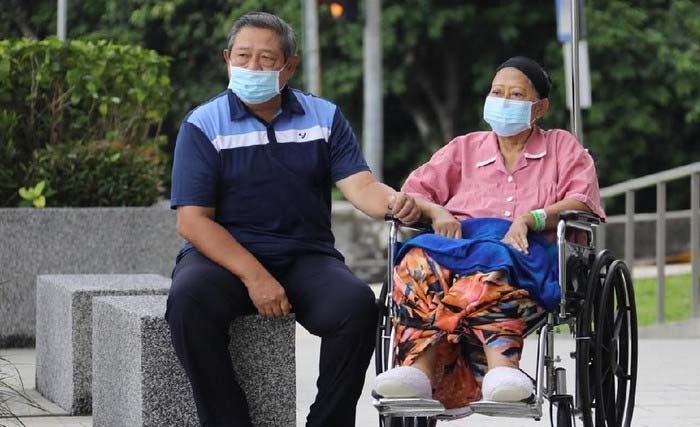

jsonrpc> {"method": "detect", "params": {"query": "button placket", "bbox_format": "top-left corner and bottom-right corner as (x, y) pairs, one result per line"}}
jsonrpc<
(504, 174), (516, 219)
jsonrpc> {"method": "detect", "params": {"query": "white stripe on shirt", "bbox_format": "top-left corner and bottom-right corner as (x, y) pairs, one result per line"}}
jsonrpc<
(211, 131), (269, 151)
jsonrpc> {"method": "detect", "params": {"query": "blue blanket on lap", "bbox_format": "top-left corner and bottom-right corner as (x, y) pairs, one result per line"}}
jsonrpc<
(395, 217), (560, 311)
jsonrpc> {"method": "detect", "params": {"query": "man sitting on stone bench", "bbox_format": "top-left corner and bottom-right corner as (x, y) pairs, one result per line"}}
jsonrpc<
(166, 11), (421, 427)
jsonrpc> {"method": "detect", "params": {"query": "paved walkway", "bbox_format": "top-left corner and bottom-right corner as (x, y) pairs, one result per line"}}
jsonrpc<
(2, 267), (698, 427)
(2, 326), (699, 427)
(632, 262), (693, 279)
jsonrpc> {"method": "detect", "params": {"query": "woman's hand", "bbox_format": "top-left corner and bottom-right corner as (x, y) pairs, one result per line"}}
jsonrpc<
(502, 216), (530, 254)
(429, 205), (462, 239)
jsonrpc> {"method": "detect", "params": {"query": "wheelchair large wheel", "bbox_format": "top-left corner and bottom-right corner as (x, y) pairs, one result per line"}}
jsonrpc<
(576, 250), (613, 427)
(594, 260), (637, 427)
(557, 402), (573, 427)
(375, 280), (436, 427)
(576, 251), (638, 427)
(375, 279), (393, 376)
(375, 278), (391, 427)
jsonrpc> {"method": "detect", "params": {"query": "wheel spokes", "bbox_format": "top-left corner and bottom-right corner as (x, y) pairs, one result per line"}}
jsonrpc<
(592, 259), (639, 427)
(612, 306), (628, 341)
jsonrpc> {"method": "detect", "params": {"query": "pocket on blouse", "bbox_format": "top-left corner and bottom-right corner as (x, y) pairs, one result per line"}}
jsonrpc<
(536, 182), (558, 208)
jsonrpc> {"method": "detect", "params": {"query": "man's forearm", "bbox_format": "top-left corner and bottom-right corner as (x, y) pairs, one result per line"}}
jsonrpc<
(178, 216), (267, 284)
(359, 181), (397, 219)
(337, 171), (422, 223)
(339, 175), (396, 219)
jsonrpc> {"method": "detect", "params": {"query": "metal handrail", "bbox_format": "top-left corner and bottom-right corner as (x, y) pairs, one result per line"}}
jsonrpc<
(600, 162), (700, 198)
(597, 161), (700, 323)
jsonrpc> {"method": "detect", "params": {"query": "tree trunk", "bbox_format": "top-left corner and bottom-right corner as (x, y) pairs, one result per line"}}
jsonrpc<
(416, 47), (460, 145)
(12, 1), (38, 39)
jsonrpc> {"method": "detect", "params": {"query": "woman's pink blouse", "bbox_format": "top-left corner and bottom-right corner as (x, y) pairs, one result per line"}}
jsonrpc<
(402, 128), (606, 221)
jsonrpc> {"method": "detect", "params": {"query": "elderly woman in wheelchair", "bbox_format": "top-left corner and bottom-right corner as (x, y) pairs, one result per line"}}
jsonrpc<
(373, 57), (636, 427)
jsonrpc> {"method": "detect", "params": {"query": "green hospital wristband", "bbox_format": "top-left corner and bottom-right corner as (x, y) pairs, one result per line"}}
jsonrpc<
(530, 210), (545, 231)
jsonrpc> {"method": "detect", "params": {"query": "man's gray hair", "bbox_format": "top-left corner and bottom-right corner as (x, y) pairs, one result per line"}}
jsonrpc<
(227, 12), (297, 61)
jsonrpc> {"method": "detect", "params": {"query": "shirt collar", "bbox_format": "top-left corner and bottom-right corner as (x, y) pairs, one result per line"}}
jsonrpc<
(522, 127), (547, 159)
(474, 132), (499, 168)
(228, 86), (306, 121)
(475, 127), (548, 169)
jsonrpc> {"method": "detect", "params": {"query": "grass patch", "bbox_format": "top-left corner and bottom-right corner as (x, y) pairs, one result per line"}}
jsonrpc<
(633, 274), (693, 326)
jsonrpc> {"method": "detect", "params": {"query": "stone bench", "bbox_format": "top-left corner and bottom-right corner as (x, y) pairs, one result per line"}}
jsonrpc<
(92, 295), (296, 427)
(35, 274), (171, 414)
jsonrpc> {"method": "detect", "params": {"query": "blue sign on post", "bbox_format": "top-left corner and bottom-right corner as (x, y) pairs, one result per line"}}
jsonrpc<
(556, 0), (592, 110)
(555, 0), (586, 42)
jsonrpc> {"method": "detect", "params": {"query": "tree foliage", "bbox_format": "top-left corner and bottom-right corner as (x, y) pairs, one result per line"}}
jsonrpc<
(582, 0), (700, 188)
(0, 38), (170, 206)
(2, 1), (699, 208)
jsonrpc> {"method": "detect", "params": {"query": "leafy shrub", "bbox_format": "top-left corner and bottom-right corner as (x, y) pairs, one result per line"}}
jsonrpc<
(25, 139), (166, 207)
(18, 181), (47, 208)
(0, 38), (171, 206)
(0, 111), (21, 206)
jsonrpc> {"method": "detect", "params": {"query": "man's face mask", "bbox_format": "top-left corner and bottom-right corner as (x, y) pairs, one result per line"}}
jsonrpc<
(228, 63), (287, 105)
(482, 96), (537, 137)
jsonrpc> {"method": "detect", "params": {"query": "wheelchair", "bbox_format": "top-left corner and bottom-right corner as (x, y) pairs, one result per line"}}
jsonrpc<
(373, 211), (638, 427)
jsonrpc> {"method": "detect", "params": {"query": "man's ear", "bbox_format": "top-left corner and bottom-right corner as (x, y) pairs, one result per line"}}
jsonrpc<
(223, 49), (232, 78)
(279, 55), (299, 88)
(285, 55), (299, 75)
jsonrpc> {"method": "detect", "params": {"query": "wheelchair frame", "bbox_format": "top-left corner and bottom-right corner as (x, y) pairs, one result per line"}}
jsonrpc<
(373, 211), (638, 427)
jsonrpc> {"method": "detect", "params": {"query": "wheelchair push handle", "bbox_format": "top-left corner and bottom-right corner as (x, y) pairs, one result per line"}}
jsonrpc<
(383, 213), (433, 232)
(558, 210), (601, 225)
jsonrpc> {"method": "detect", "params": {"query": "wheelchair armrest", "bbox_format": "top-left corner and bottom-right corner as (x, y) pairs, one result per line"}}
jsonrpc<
(559, 210), (600, 226)
(384, 214), (433, 232)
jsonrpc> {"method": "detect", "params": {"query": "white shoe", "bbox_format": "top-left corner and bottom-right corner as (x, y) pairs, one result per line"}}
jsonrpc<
(374, 366), (432, 399)
(481, 367), (533, 402)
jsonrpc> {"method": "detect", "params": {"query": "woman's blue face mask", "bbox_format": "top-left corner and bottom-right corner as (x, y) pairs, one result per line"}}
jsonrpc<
(483, 96), (537, 137)
(228, 63), (287, 105)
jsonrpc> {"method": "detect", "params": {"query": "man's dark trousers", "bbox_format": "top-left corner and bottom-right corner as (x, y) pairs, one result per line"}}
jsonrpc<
(166, 249), (378, 427)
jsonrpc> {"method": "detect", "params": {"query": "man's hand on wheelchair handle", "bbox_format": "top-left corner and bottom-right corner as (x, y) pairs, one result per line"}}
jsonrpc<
(388, 192), (422, 225)
(242, 267), (292, 318)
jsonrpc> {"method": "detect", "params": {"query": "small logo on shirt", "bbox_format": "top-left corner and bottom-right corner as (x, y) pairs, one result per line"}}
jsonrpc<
(298, 132), (307, 139)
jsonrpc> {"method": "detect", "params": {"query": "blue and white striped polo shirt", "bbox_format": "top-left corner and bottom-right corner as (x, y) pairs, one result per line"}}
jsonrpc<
(171, 87), (369, 262)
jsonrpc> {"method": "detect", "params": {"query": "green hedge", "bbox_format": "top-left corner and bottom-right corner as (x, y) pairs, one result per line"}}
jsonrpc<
(0, 38), (171, 207)
(25, 139), (166, 207)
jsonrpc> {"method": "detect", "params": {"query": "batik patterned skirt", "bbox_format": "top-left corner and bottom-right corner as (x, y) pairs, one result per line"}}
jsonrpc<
(392, 247), (544, 409)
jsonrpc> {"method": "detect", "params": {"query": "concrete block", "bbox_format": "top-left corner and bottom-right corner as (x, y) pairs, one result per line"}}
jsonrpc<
(35, 274), (171, 414)
(92, 295), (296, 427)
(0, 207), (183, 347)
(0, 202), (392, 347)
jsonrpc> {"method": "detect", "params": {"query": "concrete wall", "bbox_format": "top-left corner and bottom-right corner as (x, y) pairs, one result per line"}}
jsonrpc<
(2, 203), (691, 347)
(0, 207), (183, 348)
(331, 202), (389, 282)
(0, 203), (388, 347)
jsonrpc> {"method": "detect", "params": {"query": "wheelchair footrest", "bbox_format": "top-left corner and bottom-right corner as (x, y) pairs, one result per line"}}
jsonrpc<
(373, 397), (446, 417)
(469, 399), (542, 419)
